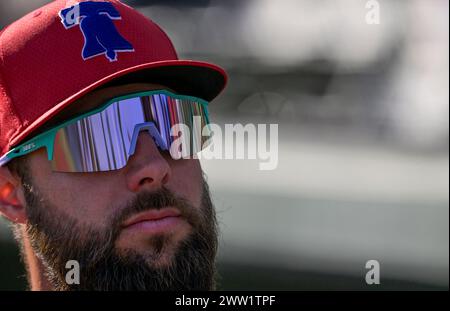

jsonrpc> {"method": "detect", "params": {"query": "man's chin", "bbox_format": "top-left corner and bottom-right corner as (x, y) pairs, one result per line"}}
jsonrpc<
(115, 233), (188, 268)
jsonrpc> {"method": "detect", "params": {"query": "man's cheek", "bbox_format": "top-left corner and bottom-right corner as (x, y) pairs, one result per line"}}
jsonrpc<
(41, 181), (115, 222)
(169, 175), (203, 207)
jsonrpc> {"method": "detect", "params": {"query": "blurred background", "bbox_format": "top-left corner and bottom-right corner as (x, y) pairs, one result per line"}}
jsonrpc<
(0, 0), (448, 290)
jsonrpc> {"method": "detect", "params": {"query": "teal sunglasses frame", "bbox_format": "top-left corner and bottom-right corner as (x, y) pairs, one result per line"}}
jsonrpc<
(0, 89), (210, 167)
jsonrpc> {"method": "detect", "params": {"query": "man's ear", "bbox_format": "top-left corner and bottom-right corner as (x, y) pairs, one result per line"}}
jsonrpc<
(0, 165), (27, 224)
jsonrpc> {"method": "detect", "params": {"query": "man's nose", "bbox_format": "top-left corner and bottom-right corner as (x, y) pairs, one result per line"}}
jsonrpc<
(125, 131), (171, 193)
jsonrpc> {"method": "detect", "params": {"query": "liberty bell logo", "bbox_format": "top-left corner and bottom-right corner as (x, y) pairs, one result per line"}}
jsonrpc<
(59, 1), (134, 62)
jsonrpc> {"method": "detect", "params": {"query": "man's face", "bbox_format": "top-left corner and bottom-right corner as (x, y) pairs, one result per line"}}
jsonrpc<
(16, 83), (218, 290)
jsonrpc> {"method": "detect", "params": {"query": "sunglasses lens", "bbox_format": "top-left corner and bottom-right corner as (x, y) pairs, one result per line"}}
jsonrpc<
(51, 92), (209, 172)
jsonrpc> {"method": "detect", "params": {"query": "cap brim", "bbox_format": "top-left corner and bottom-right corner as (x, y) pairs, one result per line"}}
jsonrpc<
(10, 60), (227, 148)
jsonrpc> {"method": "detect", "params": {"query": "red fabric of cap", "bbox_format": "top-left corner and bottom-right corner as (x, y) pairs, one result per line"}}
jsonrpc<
(0, 0), (227, 157)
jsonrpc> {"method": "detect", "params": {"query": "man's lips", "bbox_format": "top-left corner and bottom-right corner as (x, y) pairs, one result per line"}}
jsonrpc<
(121, 208), (184, 234)
(122, 208), (182, 227)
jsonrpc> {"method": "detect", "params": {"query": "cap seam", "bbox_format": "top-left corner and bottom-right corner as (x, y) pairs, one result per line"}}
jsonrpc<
(142, 16), (179, 59)
(152, 21), (179, 59)
(118, 2), (178, 59)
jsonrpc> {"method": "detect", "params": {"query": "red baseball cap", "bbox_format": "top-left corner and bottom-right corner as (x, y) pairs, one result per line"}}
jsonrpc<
(0, 0), (227, 158)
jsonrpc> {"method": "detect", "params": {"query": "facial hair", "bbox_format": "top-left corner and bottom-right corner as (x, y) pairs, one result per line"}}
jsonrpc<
(19, 171), (219, 291)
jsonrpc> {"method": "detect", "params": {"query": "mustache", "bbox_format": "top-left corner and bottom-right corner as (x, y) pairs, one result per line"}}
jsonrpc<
(112, 187), (201, 231)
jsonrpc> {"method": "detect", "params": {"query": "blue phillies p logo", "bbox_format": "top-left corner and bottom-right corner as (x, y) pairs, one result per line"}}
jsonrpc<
(59, 1), (134, 62)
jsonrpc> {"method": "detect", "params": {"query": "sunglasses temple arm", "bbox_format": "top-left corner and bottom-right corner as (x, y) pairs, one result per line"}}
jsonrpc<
(0, 131), (57, 166)
(0, 153), (11, 166)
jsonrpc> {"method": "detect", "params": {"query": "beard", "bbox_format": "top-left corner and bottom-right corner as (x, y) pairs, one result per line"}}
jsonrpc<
(18, 170), (219, 291)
